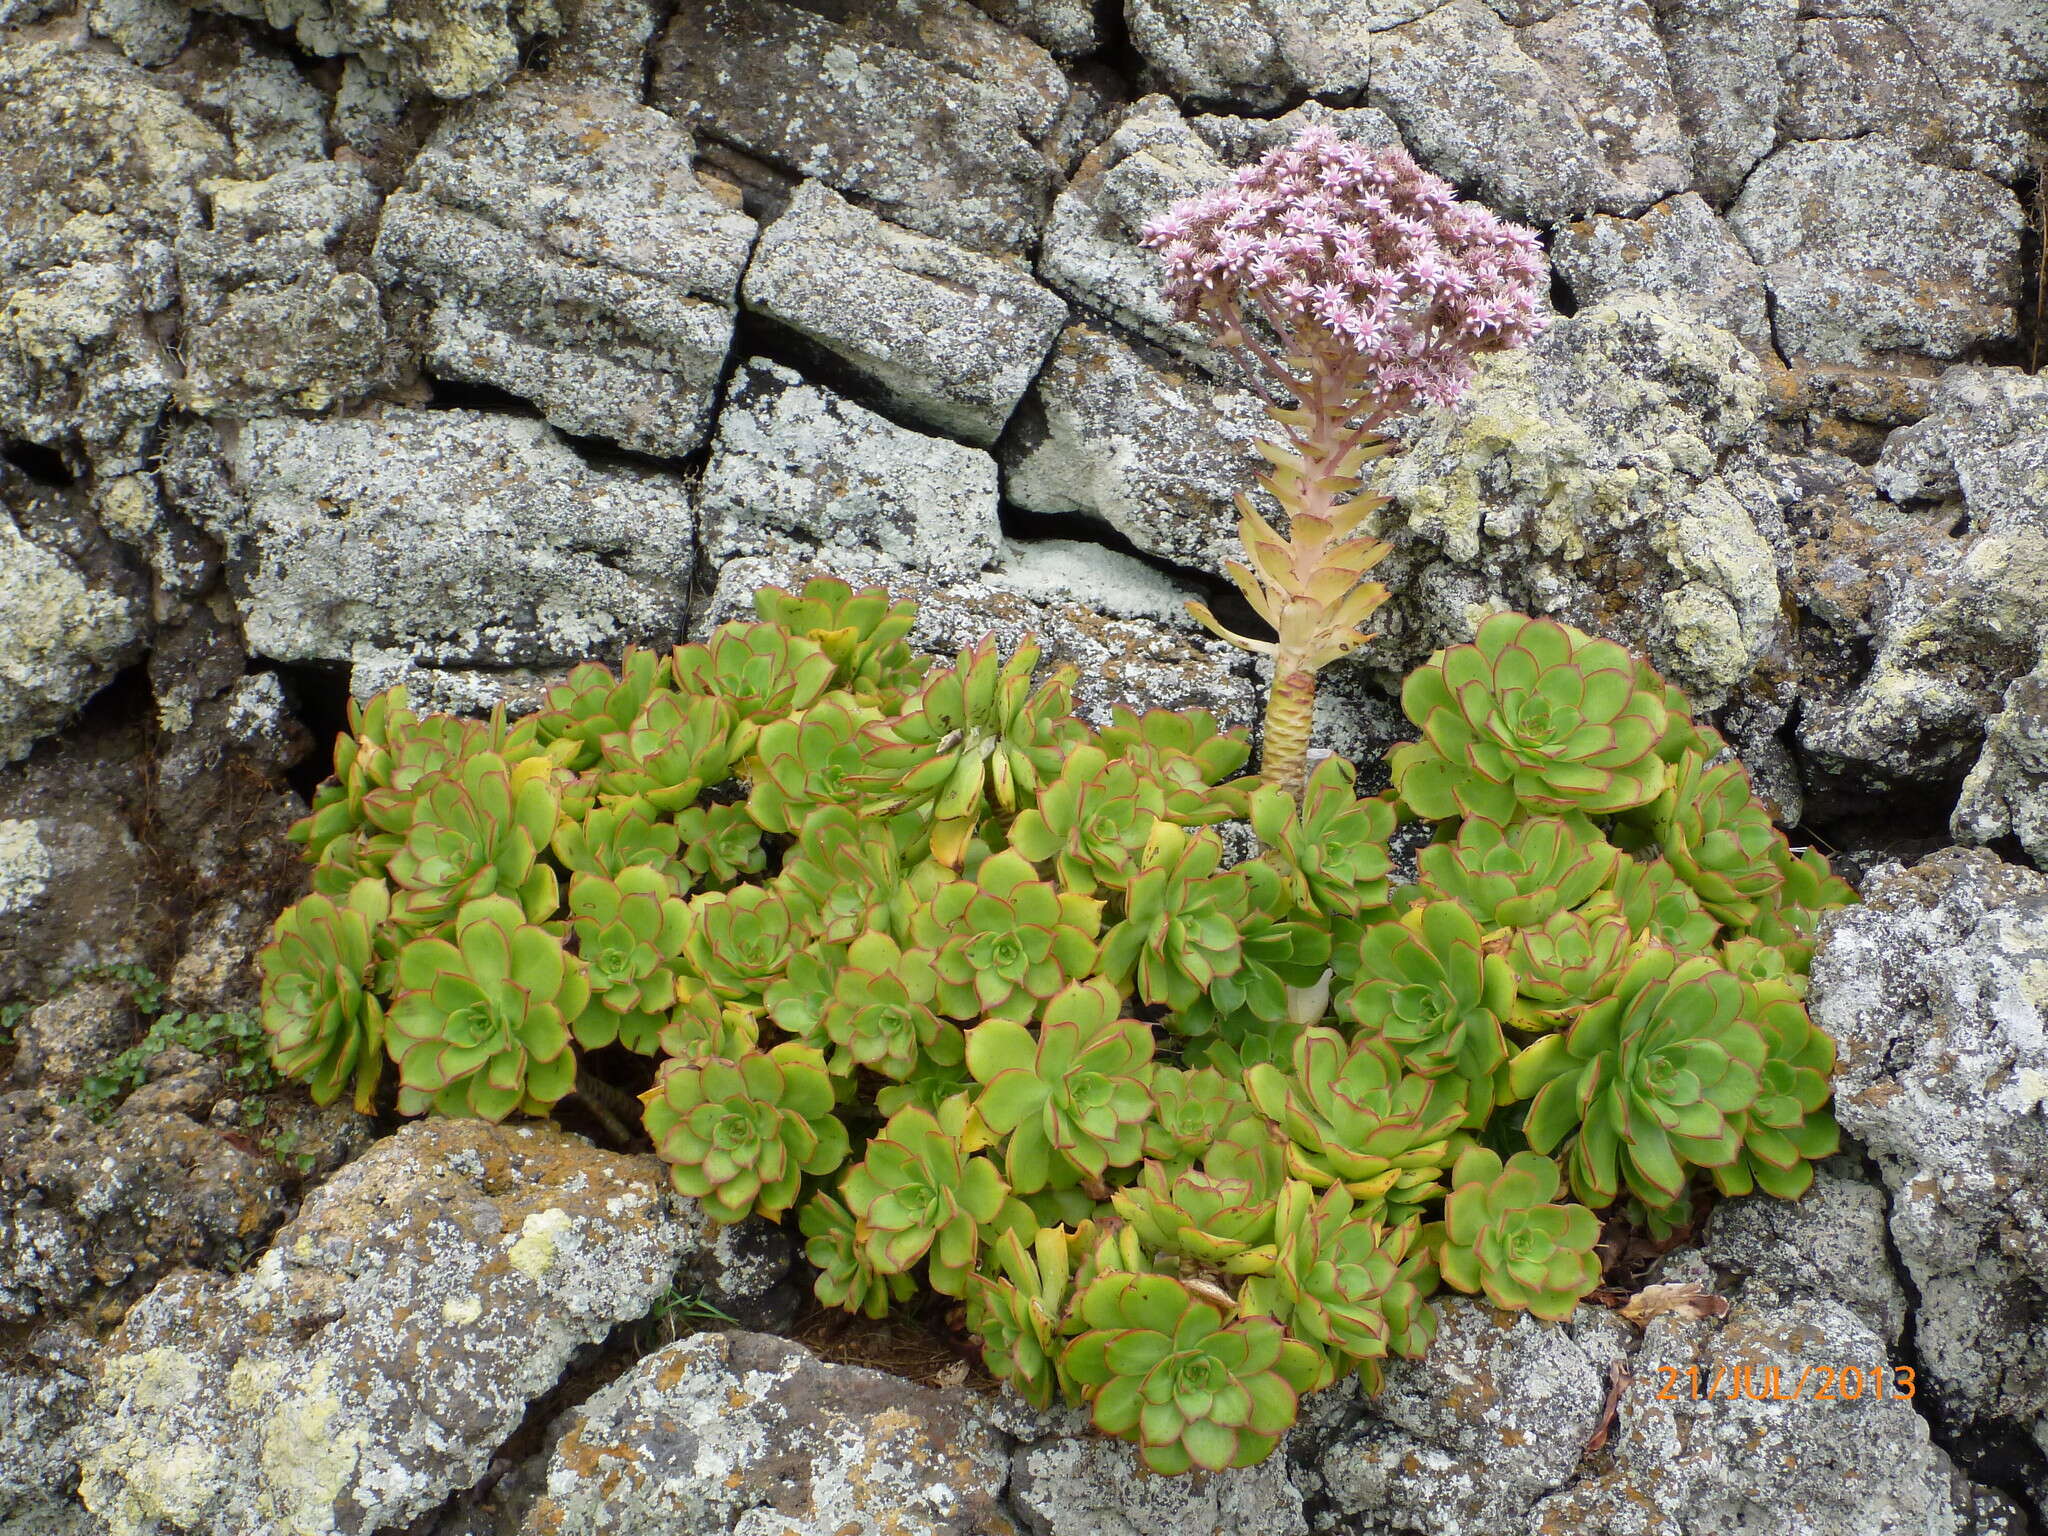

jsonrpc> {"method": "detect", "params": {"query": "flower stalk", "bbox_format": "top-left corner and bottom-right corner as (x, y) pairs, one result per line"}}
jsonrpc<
(1144, 128), (1549, 799)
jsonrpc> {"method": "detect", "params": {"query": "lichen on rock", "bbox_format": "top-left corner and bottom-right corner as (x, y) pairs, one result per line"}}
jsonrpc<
(75, 1119), (702, 1536)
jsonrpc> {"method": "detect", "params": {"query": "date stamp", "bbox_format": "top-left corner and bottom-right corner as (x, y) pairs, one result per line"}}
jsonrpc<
(1653, 1363), (1916, 1402)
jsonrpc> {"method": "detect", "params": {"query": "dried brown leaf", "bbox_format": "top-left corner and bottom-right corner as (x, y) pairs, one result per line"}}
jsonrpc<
(1618, 1282), (1730, 1326)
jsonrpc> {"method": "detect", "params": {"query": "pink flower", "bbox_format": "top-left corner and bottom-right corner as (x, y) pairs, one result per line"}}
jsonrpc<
(1140, 127), (1549, 417)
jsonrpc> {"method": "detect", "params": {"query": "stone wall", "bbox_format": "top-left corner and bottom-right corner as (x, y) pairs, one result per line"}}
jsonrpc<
(0, 0), (2044, 1532)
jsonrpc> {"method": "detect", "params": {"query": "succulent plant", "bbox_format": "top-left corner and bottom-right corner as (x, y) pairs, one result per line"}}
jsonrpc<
(1414, 813), (1619, 929)
(855, 636), (1079, 866)
(1609, 856), (1721, 955)
(1742, 844), (1857, 963)
(1063, 1272), (1323, 1473)
(1179, 860), (1332, 1034)
(775, 805), (919, 946)
(671, 621), (836, 749)
(1240, 1182), (1438, 1387)
(1099, 823), (1249, 1013)
(1390, 614), (1673, 824)
(386, 896), (587, 1121)
(1144, 129), (1547, 798)
(263, 230), (1853, 1478)
(802, 1191), (916, 1319)
(290, 687), (418, 866)
(656, 981), (760, 1063)
(1250, 756), (1396, 917)
(770, 931), (951, 1081)
(1505, 904), (1634, 1029)
(968, 977), (1154, 1192)
(841, 1097), (1009, 1296)
(533, 649), (669, 772)
(595, 691), (736, 814)
(259, 879), (390, 1112)
(922, 849), (1101, 1022)
(1512, 949), (1767, 1208)
(752, 577), (928, 705)
(1712, 986), (1839, 1200)
(671, 801), (768, 889)
(1245, 1029), (1463, 1222)
(641, 1041), (847, 1223)
(566, 867), (689, 1053)
(966, 1226), (1081, 1408)
(1339, 901), (1516, 1105)
(383, 751), (561, 928)
(1112, 1135), (1285, 1267)
(1095, 707), (1254, 823)
(1635, 749), (1787, 927)
(744, 693), (878, 836)
(550, 797), (684, 887)
(1006, 744), (1167, 894)
(1435, 1147), (1601, 1320)
(1143, 1065), (1256, 1164)
(680, 882), (809, 1003)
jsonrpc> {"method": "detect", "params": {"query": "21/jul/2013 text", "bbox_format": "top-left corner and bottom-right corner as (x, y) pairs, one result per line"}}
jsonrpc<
(1653, 1363), (1915, 1402)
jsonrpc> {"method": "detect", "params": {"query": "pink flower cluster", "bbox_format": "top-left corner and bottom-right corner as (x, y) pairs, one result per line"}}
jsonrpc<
(1142, 127), (1549, 412)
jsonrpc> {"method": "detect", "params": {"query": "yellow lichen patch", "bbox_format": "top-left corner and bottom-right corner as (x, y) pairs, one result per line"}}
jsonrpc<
(441, 1292), (485, 1326)
(257, 1358), (370, 1536)
(508, 1206), (576, 1278)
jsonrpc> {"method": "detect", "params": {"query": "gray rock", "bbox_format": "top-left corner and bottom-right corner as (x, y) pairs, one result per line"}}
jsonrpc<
(1786, 0), (2046, 181)
(651, 0), (1068, 255)
(1553, 193), (1771, 355)
(1728, 139), (2025, 366)
(1189, 98), (1407, 165)
(1316, 1298), (1630, 1534)
(1650, 0), (1796, 201)
(1529, 1287), (1977, 1535)
(698, 359), (1003, 577)
(1364, 296), (1781, 713)
(1955, 662), (2048, 865)
(1781, 15), (1941, 147)
(1122, 0), (1371, 111)
(174, 162), (391, 417)
(1011, 1429), (1307, 1536)
(86, 0), (189, 66)
(0, 477), (147, 767)
(1367, 0), (1630, 223)
(1811, 848), (2048, 1448)
(702, 540), (1265, 733)
(1002, 322), (1271, 579)
(331, 56), (410, 157)
(545, 0), (660, 88)
(77, 1120), (700, 1536)
(0, 815), (53, 920)
(161, 34), (330, 180)
(0, 42), (227, 476)
(1517, 0), (1692, 213)
(518, 1329), (1010, 1536)
(196, 408), (696, 672)
(0, 1331), (96, 1536)
(0, 41), (226, 283)
(968, 0), (1100, 55)
(742, 180), (1067, 445)
(1036, 97), (1236, 370)
(6, 982), (135, 1093)
(0, 261), (172, 478)
(0, 1091), (290, 1325)
(1797, 368), (2048, 785)
(1696, 1160), (1908, 1346)
(1873, 366), (2048, 523)
(191, 0), (560, 97)
(374, 77), (756, 457)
